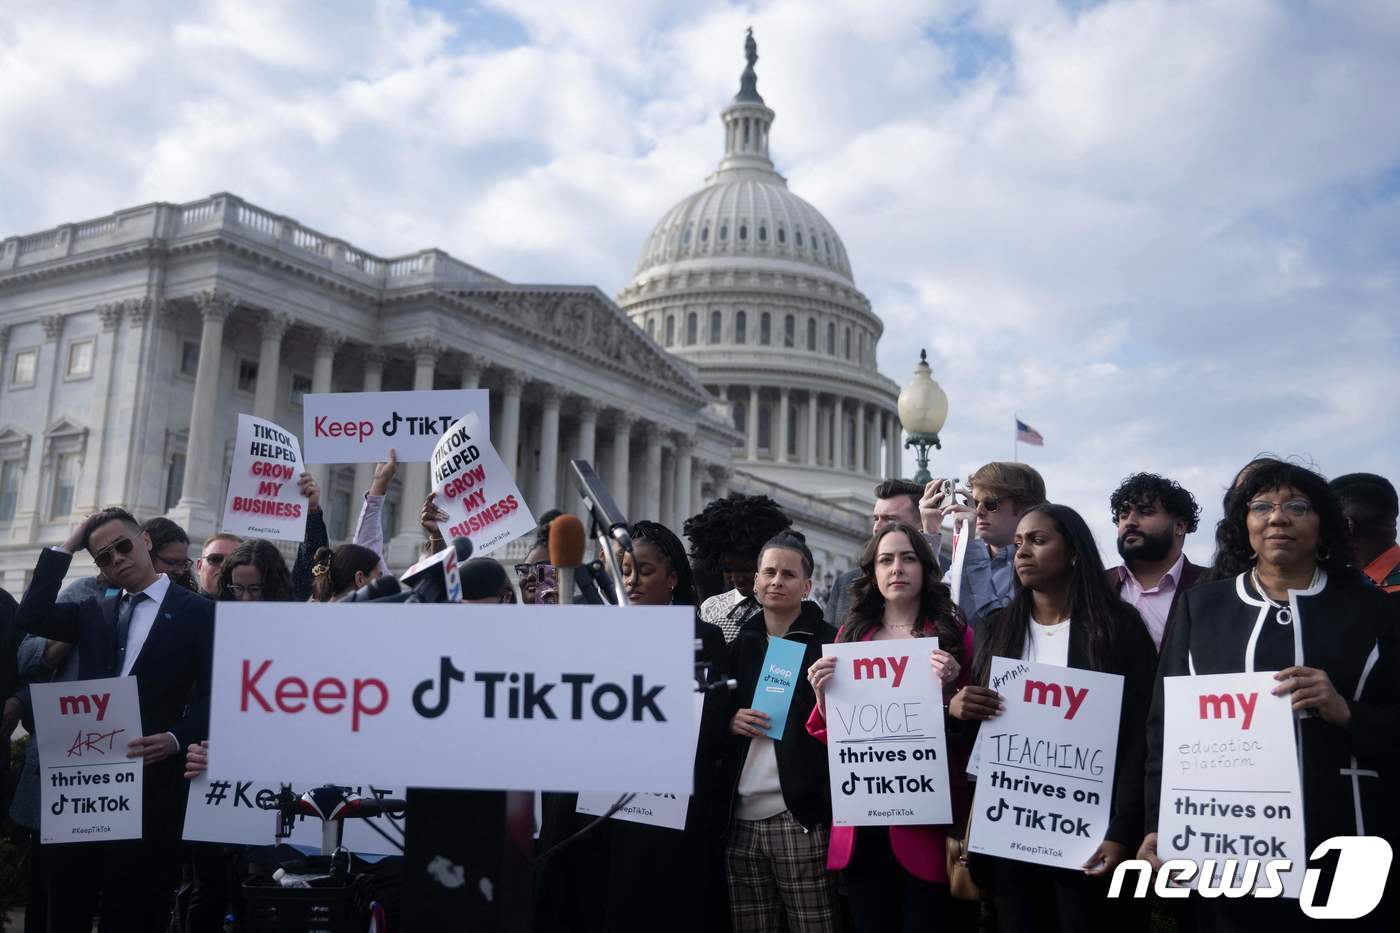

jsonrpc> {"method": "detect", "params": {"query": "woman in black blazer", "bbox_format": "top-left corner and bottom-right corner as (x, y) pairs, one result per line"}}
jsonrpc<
(950, 503), (1157, 932)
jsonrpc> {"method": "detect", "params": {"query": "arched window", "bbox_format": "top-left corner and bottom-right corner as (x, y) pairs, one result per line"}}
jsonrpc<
(760, 312), (771, 345)
(758, 403), (771, 453)
(739, 224), (748, 241)
(806, 318), (817, 350)
(710, 310), (722, 344)
(811, 230), (820, 254)
(796, 229), (804, 247)
(758, 225), (767, 242)
(701, 225), (710, 242)
(783, 314), (795, 348)
(735, 310), (747, 344)
(719, 223), (729, 241)
(844, 327), (851, 359)
(665, 315), (675, 346)
(685, 312), (697, 346)
(732, 400), (747, 434)
(827, 322), (836, 355)
(857, 331), (864, 362)
(683, 226), (692, 245)
(777, 226), (786, 244)
(646, 318), (656, 340)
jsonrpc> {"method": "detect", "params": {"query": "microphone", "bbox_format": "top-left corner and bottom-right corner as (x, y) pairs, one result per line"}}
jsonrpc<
(547, 514), (586, 606)
(569, 460), (632, 553)
(343, 575), (404, 603)
(401, 537), (474, 603)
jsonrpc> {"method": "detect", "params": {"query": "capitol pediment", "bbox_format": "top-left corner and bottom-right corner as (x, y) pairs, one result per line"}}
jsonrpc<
(443, 285), (709, 403)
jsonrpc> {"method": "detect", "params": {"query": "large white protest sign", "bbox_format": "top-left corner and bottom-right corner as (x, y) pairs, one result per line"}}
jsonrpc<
(821, 641), (952, 827)
(221, 414), (308, 542)
(576, 692), (705, 831)
(968, 658), (1123, 870)
(430, 411), (534, 557)
(303, 389), (489, 464)
(32, 677), (143, 844)
(208, 603), (696, 794)
(184, 775), (405, 855)
(1160, 671), (1306, 898)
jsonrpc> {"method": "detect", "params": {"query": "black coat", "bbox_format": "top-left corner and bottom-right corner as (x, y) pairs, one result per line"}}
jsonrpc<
(973, 603), (1159, 848)
(1145, 571), (1400, 847)
(16, 548), (214, 753)
(721, 602), (837, 832)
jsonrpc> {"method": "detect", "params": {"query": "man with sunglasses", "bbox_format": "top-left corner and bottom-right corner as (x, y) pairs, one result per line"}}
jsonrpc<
(922, 461), (1047, 628)
(195, 532), (241, 597)
(15, 506), (214, 932)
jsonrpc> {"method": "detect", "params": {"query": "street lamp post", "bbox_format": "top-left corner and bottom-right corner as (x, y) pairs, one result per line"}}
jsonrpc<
(897, 349), (949, 485)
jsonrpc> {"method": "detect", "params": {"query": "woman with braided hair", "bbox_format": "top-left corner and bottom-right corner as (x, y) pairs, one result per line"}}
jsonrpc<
(684, 493), (794, 642)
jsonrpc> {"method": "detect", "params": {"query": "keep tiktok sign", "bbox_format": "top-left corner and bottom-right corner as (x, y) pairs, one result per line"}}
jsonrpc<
(207, 603), (697, 794)
(821, 641), (953, 826)
(968, 658), (1123, 870)
(1159, 671), (1306, 897)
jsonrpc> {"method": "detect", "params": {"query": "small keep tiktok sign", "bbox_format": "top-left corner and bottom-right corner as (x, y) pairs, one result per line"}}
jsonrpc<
(32, 677), (144, 843)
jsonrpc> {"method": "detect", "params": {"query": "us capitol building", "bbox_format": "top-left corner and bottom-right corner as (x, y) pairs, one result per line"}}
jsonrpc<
(0, 34), (902, 592)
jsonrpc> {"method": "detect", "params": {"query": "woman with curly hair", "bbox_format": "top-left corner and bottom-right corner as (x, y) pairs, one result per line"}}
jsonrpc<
(805, 522), (975, 931)
(215, 539), (295, 602)
(309, 544), (382, 602)
(1140, 460), (1400, 932)
(683, 493), (793, 642)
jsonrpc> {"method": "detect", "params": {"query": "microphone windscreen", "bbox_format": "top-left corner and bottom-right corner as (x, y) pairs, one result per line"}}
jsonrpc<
(547, 514), (587, 568)
(452, 537), (474, 562)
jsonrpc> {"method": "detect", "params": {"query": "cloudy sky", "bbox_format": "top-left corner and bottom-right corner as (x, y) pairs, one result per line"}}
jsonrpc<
(4, 0), (1397, 561)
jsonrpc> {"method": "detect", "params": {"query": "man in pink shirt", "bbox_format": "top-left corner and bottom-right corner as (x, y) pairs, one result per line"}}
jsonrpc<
(1105, 473), (1204, 649)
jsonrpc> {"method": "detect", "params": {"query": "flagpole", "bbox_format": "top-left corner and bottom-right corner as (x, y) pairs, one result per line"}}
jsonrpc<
(1013, 411), (1018, 462)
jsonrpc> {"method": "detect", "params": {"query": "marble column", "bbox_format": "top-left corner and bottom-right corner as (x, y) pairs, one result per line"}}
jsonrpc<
(72, 304), (124, 515)
(610, 412), (635, 518)
(689, 457), (704, 518)
(777, 387), (791, 463)
(674, 436), (693, 529)
(393, 339), (442, 550)
(171, 291), (236, 533)
(891, 418), (903, 479)
(659, 444), (675, 529)
(833, 396), (846, 471)
(498, 371), (525, 477)
(642, 424), (663, 521)
(745, 387), (759, 460)
(309, 329), (344, 493)
(806, 392), (818, 465)
(252, 311), (291, 420)
(535, 386), (562, 513)
(459, 353), (483, 391)
(572, 400), (599, 525)
(352, 348), (387, 499)
(854, 402), (866, 478)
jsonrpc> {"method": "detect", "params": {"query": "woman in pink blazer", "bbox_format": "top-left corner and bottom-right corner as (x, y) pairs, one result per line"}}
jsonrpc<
(806, 520), (978, 932)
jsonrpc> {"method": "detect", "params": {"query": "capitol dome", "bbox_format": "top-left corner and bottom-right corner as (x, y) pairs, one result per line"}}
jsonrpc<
(618, 31), (902, 511)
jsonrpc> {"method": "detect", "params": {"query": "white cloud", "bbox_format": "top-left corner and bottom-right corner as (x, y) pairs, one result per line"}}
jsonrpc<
(1, 0), (1397, 566)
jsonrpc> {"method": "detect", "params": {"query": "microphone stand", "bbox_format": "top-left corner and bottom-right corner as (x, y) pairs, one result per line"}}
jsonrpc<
(585, 508), (630, 608)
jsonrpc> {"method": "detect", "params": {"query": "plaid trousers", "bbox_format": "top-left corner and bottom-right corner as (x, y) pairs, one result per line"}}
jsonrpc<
(726, 811), (838, 933)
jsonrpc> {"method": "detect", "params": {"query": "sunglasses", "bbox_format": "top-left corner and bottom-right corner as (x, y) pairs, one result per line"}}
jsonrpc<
(92, 537), (135, 569)
(513, 561), (550, 580)
(202, 553), (227, 567)
(155, 554), (193, 572)
(974, 496), (1004, 514)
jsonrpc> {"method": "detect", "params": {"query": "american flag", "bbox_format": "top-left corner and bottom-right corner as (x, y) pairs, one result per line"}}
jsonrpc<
(1015, 419), (1044, 447)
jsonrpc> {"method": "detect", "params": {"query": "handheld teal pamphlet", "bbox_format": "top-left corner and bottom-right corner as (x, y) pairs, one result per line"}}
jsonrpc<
(751, 637), (807, 739)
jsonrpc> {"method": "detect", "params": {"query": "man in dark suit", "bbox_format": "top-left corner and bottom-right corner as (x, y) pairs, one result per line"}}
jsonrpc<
(1105, 473), (1204, 649)
(17, 506), (214, 933)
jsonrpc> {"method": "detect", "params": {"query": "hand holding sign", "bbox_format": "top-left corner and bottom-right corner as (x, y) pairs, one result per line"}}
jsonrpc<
(949, 685), (1004, 720)
(1272, 665), (1349, 725)
(127, 733), (179, 765)
(730, 709), (771, 739)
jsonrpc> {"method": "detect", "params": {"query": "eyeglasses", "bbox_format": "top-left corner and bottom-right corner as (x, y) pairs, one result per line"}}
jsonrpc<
(223, 584), (264, 598)
(202, 553), (227, 567)
(974, 496), (1003, 514)
(1247, 499), (1312, 519)
(155, 555), (192, 572)
(92, 537), (135, 569)
(513, 562), (550, 580)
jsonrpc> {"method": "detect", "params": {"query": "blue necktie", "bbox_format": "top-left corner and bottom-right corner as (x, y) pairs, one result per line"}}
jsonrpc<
(114, 592), (146, 675)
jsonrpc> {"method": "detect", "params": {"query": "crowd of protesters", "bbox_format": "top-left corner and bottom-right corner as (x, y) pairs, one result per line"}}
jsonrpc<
(0, 445), (1394, 933)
